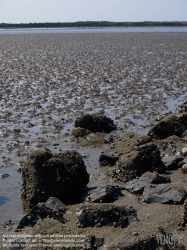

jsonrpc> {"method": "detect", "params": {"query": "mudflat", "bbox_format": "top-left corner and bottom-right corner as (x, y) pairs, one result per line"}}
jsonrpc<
(0, 33), (187, 249)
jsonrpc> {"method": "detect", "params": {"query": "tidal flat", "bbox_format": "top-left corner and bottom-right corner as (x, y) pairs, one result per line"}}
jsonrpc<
(0, 33), (187, 248)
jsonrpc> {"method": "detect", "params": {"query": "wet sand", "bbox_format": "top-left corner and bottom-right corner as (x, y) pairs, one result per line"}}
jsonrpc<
(0, 32), (187, 247)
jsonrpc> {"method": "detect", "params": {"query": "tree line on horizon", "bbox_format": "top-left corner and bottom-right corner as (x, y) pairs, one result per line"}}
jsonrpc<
(0, 21), (187, 29)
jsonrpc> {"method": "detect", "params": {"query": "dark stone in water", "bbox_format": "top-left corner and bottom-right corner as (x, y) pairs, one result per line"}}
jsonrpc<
(75, 113), (117, 133)
(0, 173), (10, 179)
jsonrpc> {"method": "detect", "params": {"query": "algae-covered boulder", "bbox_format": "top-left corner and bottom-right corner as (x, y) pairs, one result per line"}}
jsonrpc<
(148, 112), (187, 139)
(75, 113), (117, 133)
(113, 142), (164, 182)
(76, 203), (137, 228)
(70, 127), (90, 137)
(21, 149), (89, 208)
(99, 153), (119, 166)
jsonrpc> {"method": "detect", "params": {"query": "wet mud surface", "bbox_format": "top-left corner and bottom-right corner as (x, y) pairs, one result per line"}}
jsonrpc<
(0, 32), (187, 248)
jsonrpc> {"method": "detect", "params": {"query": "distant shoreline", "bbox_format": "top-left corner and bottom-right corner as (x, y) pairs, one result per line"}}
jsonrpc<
(1, 26), (187, 34)
(0, 21), (187, 29)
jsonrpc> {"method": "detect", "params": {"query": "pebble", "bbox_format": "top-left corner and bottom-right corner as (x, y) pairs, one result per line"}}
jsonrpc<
(0, 173), (10, 179)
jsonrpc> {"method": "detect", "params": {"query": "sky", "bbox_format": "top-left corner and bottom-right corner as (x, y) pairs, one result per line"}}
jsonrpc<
(0, 0), (186, 24)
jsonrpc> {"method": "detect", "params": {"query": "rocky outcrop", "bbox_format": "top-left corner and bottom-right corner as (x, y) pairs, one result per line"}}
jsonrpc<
(17, 197), (67, 229)
(75, 113), (117, 133)
(76, 203), (137, 228)
(124, 172), (171, 194)
(70, 127), (90, 137)
(81, 185), (123, 203)
(124, 172), (185, 204)
(156, 135), (187, 156)
(148, 112), (187, 139)
(99, 153), (119, 166)
(162, 155), (184, 170)
(21, 149), (89, 208)
(142, 183), (186, 204)
(113, 142), (165, 182)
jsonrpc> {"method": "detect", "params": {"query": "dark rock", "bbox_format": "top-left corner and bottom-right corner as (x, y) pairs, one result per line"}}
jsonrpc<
(162, 155), (184, 170)
(75, 113), (117, 133)
(21, 149), (89, 207)
(124, 176), (151, 194)
(46, 197), (67, 210)
(108, 222), (185, 250)
(81, 185), (123, 203)
(124, 172), (171, 194)
(0, 173), (10, 179)
(149, 173), (171, 184)
(17, 197), (67, 229)
(99, 153), (119, 166)
(113, 142), (165, 182)
(142, 183), (186, 204)
(76, 203), (137, 228)
(70, 127), (90, 137)
(148, 112), (187, 139)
